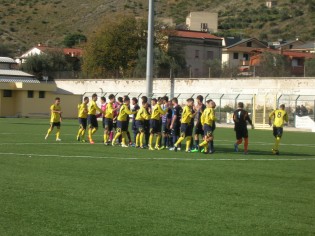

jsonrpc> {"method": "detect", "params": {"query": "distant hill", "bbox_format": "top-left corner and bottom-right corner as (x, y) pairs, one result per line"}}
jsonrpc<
(0, 0), (314, 54)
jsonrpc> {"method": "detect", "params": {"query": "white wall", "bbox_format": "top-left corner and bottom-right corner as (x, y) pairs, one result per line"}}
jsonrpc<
(54, 78), (315, 96)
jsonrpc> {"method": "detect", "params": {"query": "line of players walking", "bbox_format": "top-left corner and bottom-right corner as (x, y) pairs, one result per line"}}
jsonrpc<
(45, 94), (288, 155)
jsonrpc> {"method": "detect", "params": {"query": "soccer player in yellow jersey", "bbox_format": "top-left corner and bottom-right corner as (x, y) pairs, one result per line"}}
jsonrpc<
(112, 96), (136, 147)
(198, 100), (216, 154)
(173, 98), (196, 152)
(76, 96), (89, 142)
(104, 94), (117, 145)
(87, 93), (103, 144)
(269, 104), (288, 155)
(45, 97), (62, 141)
(149, 98), (167, 150)
(135, 102), (151, 148)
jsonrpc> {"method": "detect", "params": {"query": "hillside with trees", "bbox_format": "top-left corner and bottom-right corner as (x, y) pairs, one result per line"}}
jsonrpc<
(0, 0), (314, 54)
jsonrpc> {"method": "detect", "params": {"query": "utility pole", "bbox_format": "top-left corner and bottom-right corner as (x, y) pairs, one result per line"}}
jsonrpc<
(146, 0), (154, 98)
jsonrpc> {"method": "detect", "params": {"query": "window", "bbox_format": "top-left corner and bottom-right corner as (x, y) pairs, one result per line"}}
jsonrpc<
(207, 51), (214, 60)
(201, 23), (208, 32)
(27, 90), (34, 98)
(3, 90), (12, 97)
(39, 91), (45, 98)
(195, 50), (200, 58)
(233, 53), (239, 60)
(243, 53), (249, 61)
(246, 42), (252, 47)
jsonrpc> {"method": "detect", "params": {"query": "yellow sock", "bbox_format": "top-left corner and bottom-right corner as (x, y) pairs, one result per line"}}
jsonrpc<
(77, 129), (82, 138)
(104, 133), (109, 143)
(136, 133), (140, 147)
(46, 128), (52, 136)
(149, 134), (154, 147)
(175, 136), (184, 147)
(199, 140), (208, 147)
(275, 137), (281, 150)
(113, 132), (121, 144)
(81, 129), (85, 139)
(122, 132), (127, 145)
(140, 132), (145, 147)
(186, 136), (191, 151)
(155, 135), (161, 148)
(56, 129), (60, 139)
(88, 129), (93, 140)
(92, 128), (97, 134)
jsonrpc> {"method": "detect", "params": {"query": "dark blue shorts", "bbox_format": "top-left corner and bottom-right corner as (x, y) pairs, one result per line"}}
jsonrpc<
(194, 123), (204, 135)
(78, 118), (87, 129)
(203, 124), (213, 136)
(135, 120), (145, 132)
(180, 123), (193, 137)
(162, 122), (170, 134)
(273, 127), (283, 138)
(88, 115), (98, 128)
(150, 119), (161, 133)
(104, 118), (113, 131)
(50, 122), (61, 128)
(117, 120), (128, 132)
(171, 123), (181, 136)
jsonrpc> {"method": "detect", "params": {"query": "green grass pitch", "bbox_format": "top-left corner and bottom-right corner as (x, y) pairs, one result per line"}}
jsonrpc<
(0, 118), (314, 236)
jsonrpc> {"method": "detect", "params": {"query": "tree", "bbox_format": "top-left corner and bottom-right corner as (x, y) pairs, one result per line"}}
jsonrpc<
(254, 52), (291, 77)
(21, 51), (68, 79)
(133, 47), (183, 78)
(63, 34), (87, 48)
(82, 15), (147, 78)
(0, 43), (14, 57)
(305, 59), (315, 76)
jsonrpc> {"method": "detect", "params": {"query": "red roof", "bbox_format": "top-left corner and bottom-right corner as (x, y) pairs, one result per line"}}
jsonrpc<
(173, 31), (222, 40)
(35, 45), (83, 57)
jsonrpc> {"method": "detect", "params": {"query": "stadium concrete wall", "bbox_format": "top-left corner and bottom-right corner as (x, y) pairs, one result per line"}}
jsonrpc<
(54, 78), (315, 96)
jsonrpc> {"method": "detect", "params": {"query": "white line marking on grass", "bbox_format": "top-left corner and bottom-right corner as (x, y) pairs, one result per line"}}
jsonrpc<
(0, 152), (315, 161)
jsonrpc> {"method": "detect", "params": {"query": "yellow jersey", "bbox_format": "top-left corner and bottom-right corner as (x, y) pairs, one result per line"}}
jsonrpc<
(77, 103), (88, 118)
(88, 100), (102, 115)
(105, 102), (115, 119)
(181, 105), (194, 124)
(135, 106), (151, 121)
(269, 109), (288, 128)
(151, 104), (166, 120)
(201, 108), (215, 126)
(117, 104), (136, 121)
(50, 104), (61, 123)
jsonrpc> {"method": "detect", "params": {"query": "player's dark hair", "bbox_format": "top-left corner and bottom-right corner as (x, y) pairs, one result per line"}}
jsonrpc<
(171, 97), (178, 103)
(55, 97), (60, 101)
(101, 96), (106, 102)
(151, 98), (157, 103)
(238, 102), (244, 108)
(206, 99), (211, 104)
(197, 95), (203, 102)
(117, 97), (123, 103)
(132, 97), (138, 103)
(124, 96), (130, 102)
(280, 104), (285, 109)
(83, 97), (89, 102)
(92, 93), (97, 99)
(108, 94), (115, 100)
(187, 98), (194, 103)
(163, 96), (169, 102)
(141, 96), (148, 103)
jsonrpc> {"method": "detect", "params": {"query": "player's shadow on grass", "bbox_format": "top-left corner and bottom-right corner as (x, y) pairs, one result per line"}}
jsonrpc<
(216, 146), (315, 157)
